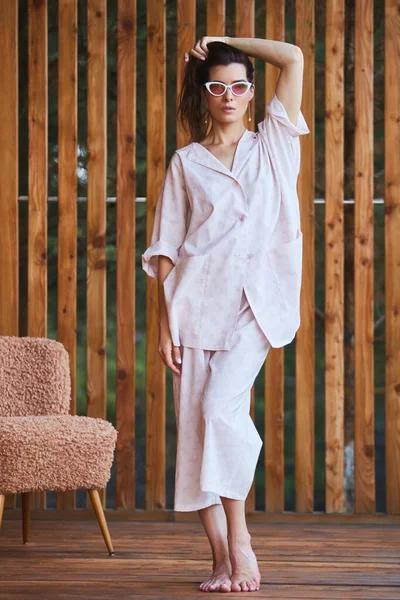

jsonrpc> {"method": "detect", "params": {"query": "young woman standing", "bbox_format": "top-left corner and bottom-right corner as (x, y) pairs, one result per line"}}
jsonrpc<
(142, 36), (309, 593)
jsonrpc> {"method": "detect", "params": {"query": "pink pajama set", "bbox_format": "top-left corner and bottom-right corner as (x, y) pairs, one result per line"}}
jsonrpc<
(142, 93), (310, 511)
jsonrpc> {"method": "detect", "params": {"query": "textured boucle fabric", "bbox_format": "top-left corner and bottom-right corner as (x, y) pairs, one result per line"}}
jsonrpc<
(0, 415), (118, 494)
(0, 336), (71, 416)
(0, 335), (118, 495)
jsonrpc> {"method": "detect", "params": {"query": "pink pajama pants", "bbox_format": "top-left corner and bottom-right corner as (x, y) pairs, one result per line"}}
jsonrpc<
(172, 289), (271, 512)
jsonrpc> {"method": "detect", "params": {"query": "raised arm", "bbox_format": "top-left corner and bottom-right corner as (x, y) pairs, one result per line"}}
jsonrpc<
(187, 36), (304, 126)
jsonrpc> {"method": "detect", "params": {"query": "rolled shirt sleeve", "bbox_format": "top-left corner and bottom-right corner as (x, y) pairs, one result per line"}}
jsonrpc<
(258, 93), (310, 177)
(142, 151), (189, 279)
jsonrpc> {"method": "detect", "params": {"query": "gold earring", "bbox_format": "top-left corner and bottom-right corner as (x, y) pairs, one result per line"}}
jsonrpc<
(203, 102), (208, 124)
(248, 103), (252, 122)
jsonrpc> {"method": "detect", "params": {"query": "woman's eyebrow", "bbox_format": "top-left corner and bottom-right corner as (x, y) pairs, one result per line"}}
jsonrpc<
(212, 79), (247, 84)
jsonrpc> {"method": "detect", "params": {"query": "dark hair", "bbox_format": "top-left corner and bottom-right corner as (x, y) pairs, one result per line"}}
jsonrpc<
(177, 41), (254, 143)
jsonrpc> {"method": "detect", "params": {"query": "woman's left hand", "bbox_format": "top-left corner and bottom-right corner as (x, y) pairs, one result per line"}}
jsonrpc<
(184, 36), (228, 62)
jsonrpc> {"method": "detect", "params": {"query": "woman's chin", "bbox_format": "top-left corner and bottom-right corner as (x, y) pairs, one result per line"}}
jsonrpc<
(215, 111), (243, 124)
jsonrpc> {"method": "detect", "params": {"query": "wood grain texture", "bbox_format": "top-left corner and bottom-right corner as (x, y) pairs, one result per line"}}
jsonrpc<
(5, 507), (400, 523)
(235, 0), (256, 513)
(384, 0), (400, 514)
(86, 0), (107, 507)
(146, 0), (166, 511)
(57, 0), (78, 512)
(0, 0), (18, 512)
(207, 0), (225, 36)
(115, 0), (137, 511)
(176, 0), (195, 148)
(295, 0), (315, 513)
(1, 520), (400, 598)
(265, 0), (285, 514)
(325, 0), (345, 513)
(235, 0), (255, 134)
(27, 0), (48, 511)
(354, 0), (375, 513)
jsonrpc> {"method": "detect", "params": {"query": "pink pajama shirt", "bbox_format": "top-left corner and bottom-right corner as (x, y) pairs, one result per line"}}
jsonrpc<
(142, 93), (310, 511)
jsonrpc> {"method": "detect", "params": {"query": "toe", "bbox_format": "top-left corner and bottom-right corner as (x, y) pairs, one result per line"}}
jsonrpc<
(231, 581), (241, 592)
(219, 581), (232, 593)
(247, 580), (256, 591)
(240, 581), (249, 591)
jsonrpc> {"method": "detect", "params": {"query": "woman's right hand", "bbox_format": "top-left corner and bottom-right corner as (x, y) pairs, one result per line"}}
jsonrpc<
(158, 320), (182, 376)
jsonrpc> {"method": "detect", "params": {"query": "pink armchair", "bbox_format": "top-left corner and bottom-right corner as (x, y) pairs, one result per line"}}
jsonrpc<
(0, 336), (118, 555)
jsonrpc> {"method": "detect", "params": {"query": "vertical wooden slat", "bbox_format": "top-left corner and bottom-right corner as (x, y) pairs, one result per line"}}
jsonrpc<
(207, 0), (225, 36)
(235, 0), (256, 513)
(28, 0), (48, 511)
(176, 0), (195, 149)
(235, 0), (255, 134)
(295, 0), (315, 512)
(116, 0), (136, 510)
(57, 0), (78, 511)
(0, 0), (18, 511)
(325, 0), (345, 513)
(265, 0), (285, 514)
(385, 0), (400, 515)
(146, 0), (166, 511)
(86, 0), (107, 507)
(354, 0), (375, 513)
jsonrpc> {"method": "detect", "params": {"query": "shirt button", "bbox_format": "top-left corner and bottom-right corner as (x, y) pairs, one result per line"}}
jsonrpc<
(232, 181), (239, 187)
(247, 253), (254, 259)
(239, 215), (246, 222)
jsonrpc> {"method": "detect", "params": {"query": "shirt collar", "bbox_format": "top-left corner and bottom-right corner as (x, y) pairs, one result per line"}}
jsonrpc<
(186, 129), (258, 180)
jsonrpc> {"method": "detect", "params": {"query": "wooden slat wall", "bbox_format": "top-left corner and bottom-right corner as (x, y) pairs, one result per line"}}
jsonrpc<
(2, 0), (400, 520)
(325, 0), (345, 513)
(86, 0), (107, 508)
(116, 0), (137, 510)
(0, 0), (18, 511)
(354, 0), (375, 513)
(235, 0), (256, 514)
(385, 0), (400, 515)
(235, 0), (255, 135)
(27, 0), (48, 511)
(177, 0), (195, 149)
(146, 0), (166, 511)
(295, 0), (315, 512)
(57, 0), (78, 511)
(265, 0), (285, 514)
(207, 0), (225, 36)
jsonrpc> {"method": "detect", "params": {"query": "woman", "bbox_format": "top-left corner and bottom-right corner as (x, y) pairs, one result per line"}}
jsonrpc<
(142, 36), (309, 593)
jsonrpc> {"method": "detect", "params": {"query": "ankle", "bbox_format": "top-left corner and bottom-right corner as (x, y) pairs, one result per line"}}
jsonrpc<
(227, 531), (251, 545)
(213, 549), (230, 566)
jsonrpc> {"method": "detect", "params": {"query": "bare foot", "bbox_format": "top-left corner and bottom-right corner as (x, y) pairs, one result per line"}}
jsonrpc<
(199, 560), (232, 593)
(228, 534), (261, 592)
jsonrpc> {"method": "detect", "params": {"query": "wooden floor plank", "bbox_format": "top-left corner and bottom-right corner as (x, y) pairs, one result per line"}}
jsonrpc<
(1, 520), (399, 598)
(1, 584), (400, 600)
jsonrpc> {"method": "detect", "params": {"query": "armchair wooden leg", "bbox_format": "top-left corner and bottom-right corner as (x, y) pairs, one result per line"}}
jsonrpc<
(88, 489), (114, 556)
(22, 492), (30, 544)
(0, 495), (5, 527)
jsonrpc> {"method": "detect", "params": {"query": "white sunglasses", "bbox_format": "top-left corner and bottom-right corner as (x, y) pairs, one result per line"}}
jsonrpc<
(204, 81), (253, 97)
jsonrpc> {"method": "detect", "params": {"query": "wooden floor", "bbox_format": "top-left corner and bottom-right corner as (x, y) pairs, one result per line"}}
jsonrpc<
(1, 518), (400, 599)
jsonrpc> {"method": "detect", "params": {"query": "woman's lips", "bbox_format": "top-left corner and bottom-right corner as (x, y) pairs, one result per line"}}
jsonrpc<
(222, 107), (235, 113)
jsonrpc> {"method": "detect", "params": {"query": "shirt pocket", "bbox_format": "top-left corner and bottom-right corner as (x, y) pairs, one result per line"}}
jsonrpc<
(163, 253), (210, 335)
(266, 232), (303, 311)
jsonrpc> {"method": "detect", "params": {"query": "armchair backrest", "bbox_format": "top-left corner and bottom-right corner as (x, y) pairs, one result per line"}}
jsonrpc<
(0, 336), (71, 416)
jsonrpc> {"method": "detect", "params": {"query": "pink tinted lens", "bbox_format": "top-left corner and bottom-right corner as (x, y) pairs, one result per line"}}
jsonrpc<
(208, 83), (225, 95)
(231, 82), (249, 95)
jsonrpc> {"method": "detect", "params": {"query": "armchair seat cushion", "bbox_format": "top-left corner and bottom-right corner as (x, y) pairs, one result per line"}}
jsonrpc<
(0, 415), (118, 494)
